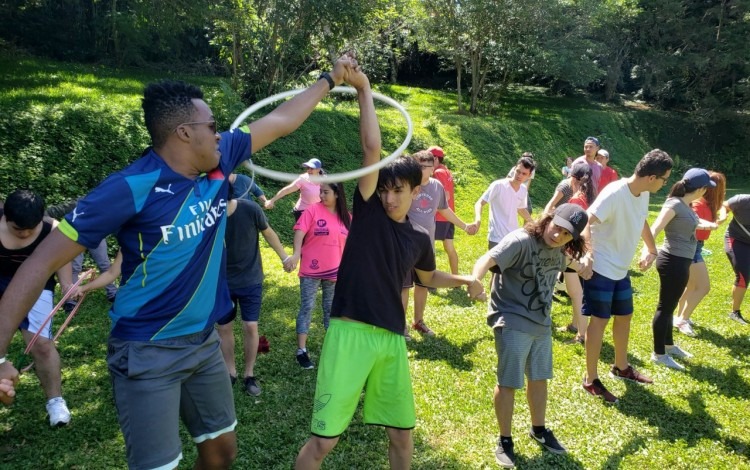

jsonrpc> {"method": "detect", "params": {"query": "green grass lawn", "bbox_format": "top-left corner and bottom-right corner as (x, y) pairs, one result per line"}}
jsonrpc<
(1, 53), (749, 469)
(2, 201), (749, 469)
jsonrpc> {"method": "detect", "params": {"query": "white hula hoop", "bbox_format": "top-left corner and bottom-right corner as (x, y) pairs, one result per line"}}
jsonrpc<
(230, 87), (413, 184)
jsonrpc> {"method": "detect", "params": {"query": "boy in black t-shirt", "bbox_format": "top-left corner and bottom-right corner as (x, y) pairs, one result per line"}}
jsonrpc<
(295, 68), (485, 470)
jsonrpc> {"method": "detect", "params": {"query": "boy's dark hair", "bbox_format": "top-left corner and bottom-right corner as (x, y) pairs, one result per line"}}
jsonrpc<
(4, 189), (45, 229)
(517, 154), (536, 172)
(411, 149), (435, 164)
(377, 156), (422, 192)
(524, 213), (586, 260)
(323, 182), (351, 230)
(634, 149), (673, 178)
(142, 81), (204, 149)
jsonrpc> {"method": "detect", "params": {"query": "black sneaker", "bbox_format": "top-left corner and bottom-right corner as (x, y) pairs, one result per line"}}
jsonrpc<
(244, 376), (261, 396)
(729, 310), (749, 325)
(230, 375), (237, 386)
(63, 301), (76, 313)
(296, 351), (314, 369)
(529, 428), (567, 455)
(494, 437), (516, 468)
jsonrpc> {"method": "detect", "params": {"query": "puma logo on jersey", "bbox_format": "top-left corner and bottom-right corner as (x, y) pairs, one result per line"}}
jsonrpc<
(154, 184), (174, 195)
(71, 207), (84, 222)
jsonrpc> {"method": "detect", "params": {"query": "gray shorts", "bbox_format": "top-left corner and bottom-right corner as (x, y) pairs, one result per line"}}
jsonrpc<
(494, 327), (552, 389)
(107, 328), (237, 470)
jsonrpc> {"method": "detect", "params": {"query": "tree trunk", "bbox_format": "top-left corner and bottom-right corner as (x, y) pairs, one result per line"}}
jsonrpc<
(455, 55), (463, 112)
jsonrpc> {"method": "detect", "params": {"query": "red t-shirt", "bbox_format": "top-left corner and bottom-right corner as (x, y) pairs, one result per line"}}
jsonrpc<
(598, 166), (619, 191)
(692, 197), (713, 241)
(433, 163), (454, 222)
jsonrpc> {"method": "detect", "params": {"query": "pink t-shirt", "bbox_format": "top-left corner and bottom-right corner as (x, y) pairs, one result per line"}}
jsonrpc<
(293, 174), (321, 212)
(293, 203), (349, 280)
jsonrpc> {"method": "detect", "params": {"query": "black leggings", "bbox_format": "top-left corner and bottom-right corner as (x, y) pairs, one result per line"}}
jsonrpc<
(725, 235), (750, 288)
(653, 251), (692, 354)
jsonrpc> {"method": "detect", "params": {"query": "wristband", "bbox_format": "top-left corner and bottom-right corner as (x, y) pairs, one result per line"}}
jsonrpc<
(283, 256), (291, 263)
(649, 251), (658, 256)
(318, 72), (335, 91)
(0, 356), (6, 365)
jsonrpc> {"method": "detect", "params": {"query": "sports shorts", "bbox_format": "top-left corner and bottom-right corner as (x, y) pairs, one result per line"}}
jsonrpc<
(581, 271), (634, 319)
(494, 327), (552, 389)
(107, 328), (236, 469)
(217, 283), (263, 324)
(310, 319), (415, 437)
(435, 221), (455, 241)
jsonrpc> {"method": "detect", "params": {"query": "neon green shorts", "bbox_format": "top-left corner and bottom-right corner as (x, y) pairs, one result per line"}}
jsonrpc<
(310, 318), (415, 437)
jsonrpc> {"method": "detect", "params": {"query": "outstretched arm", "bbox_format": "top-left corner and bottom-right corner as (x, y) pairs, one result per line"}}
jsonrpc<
(265, 182), (299, 209)
(78, 251), (122, 296)
(260, 226), (293, 271)
(248, 55), (356, 153)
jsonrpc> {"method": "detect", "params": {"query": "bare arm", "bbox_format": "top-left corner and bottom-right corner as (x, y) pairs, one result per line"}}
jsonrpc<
(578, 213), (600, 279)
(348, 71), (381, 200)
(543, 190), (564, 215)
(260, 226), (289, 263)
(265, 182), (299, 209)
(0, 230), (85, 403)
(437, 207), (468, 232)
(248, 56), (355, 153)
(517, 208), (532, 224)
(472, 252), (497, 281)
(639, 220), (658, 271)
(415, 269), (485, 300)
(474, 198), (487, 226)
(649, 206), (676, 241)
(79, 251), (122, 295)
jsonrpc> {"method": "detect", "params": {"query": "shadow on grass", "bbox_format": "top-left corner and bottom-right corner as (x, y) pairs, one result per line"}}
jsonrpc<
(617, 385), (750, 462)
(694, 327), (750, 364)
(407, 335), (480, 371)
(686, 364), (750, 399)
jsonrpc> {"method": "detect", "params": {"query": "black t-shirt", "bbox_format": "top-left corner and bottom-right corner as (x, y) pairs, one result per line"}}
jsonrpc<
(0, 209), (56, 292)
(331, 188), (435, 334)
(225, 199), (268, 289)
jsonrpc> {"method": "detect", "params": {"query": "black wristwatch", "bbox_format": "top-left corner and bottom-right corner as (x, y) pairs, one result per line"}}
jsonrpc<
(318, 72), (335, 91)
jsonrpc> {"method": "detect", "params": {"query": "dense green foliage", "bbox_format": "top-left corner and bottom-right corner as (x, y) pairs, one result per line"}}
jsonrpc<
(2, 0), (748, 117)
(2, 63), (750, 466)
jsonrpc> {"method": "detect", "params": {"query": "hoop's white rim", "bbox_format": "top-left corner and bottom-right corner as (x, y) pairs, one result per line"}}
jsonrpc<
(230, 87), (412, 184)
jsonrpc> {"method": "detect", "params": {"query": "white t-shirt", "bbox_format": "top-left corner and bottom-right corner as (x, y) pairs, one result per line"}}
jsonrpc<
(481, 178), (528, 243)
(588, 179), (650, 280)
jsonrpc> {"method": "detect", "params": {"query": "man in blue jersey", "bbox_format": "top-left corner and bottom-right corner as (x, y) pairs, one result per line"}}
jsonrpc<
(0, 56), (359, 469)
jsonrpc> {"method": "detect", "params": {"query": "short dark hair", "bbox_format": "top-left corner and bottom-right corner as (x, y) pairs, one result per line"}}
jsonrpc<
(411, 149), (435, 163)
(634, 149), (673, 178)
(142, 81), (204, 148)
(378, 156), (422, 192)
(517, 155), (536, 172)
(4, 189), (45, 229)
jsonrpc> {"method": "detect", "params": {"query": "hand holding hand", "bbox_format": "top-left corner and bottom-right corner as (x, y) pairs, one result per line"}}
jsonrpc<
(467, 279), (486, 302)
(330, 52), (358, 86)
(579, 255), (594, 280)
(638, 251), (657, 271)
(264, 200), (275, 210)
(464, 223), (478, 236)
(283, 254), (299, 273)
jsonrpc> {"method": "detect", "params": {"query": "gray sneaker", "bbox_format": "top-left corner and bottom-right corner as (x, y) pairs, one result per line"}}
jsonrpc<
(494, 437), (516, 468)
(244, 376), (261, 396)
(46, 397), (71, 427)
(651, 353), (685, 371)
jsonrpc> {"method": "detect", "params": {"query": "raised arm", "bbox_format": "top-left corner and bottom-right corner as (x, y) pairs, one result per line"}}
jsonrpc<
(347, 68), (381, 200)
(248, 55), (356, 153)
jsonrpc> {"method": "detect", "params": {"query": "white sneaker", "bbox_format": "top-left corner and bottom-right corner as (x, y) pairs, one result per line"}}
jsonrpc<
(666, 345), (694, 359)
(46, 397), (71, 427)
(676, 321), (696, 337)
(651, 353), (685, 371)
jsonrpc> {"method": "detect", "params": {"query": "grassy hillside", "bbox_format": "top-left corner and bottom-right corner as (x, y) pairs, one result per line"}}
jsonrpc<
(1, 54), (749, 469)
